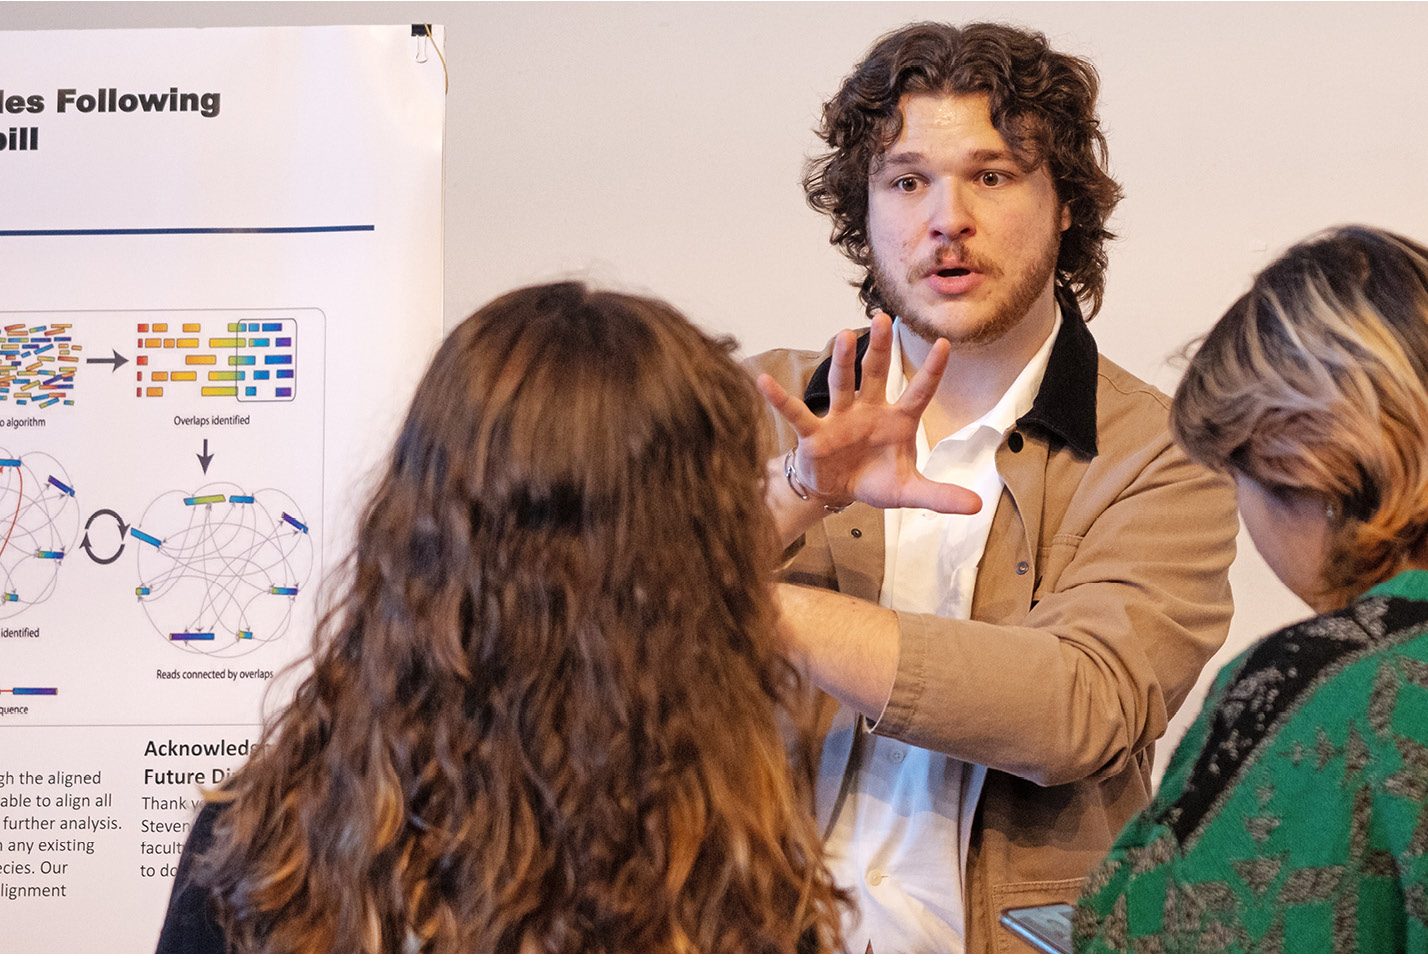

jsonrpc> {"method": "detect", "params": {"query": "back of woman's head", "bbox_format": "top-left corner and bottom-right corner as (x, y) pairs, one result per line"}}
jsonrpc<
(1172, 226), (1428, 605)
(204, 283), (844, 954)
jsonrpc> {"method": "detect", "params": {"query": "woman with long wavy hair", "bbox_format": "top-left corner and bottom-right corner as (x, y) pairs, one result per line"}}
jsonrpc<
(154, 282), (847, 954)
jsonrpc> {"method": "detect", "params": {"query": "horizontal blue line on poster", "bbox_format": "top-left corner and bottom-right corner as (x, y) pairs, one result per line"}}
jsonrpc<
(0, 226), (376, 236)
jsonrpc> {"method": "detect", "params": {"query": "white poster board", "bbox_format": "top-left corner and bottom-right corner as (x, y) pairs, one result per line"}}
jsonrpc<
(0, 25), (445, 948)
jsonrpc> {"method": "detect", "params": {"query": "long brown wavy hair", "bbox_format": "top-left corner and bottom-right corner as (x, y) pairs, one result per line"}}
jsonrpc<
(195, 283), (846, 954)
(804, 21), (1123, 319)
(1172, 226), (1428, 608)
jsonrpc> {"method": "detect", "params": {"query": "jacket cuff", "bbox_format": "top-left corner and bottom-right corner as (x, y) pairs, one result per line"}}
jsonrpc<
(867, 608), (929, 738)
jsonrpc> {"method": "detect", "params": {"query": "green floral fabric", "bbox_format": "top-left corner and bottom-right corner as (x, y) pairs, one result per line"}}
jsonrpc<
(1076, 571), (1428, 953)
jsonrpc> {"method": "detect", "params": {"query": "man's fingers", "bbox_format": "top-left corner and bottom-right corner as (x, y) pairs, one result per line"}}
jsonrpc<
(826, 328), (858, 412)
(859, 313), (895, 400)
(902, 478), (983, 516)
(898, 337), (950, 412)
(756, 373), (822, 438)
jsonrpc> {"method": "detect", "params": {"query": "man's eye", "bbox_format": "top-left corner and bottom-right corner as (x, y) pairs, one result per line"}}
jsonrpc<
(893, 176), (920, 193)
(979, 171), (1009, 187)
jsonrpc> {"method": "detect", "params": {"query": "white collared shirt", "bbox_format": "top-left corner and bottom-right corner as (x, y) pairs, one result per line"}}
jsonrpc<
(824, 313), (1061, 954)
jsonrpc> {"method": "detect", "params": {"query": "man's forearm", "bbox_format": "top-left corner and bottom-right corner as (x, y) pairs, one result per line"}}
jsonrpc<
(775, 581), (899, 720)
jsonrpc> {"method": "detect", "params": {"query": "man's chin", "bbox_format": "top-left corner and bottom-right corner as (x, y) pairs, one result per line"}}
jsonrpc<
(897, 309), (1006, 349)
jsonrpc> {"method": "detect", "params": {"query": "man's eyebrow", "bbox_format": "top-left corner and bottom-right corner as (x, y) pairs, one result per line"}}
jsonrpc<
(877, 149), (928, 168)
(873, 146), (1022, 172)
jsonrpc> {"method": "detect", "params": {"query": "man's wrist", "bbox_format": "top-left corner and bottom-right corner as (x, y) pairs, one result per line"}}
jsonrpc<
(784, 448), (854, 513)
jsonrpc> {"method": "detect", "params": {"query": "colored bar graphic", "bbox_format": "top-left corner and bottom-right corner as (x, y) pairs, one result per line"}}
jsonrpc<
(0, 323), (77, 407)
(171, 632), (215, 641)
(2, 593), (16, 602)
(136, 586), (151, 595)
(138, 315), (300, 403)
(12, 687), (57, 695)
(230, 495), (255, 504)
(47, 475), (75, 496)
(0, 458), (20, 467)
(237, 630), (253, 640)
(131, 528), (163, 548)
(281, 512), (309, 533)
(184, 494), (226, 506)
(37, 550), (63, 560)
(271, 586), (299, 596)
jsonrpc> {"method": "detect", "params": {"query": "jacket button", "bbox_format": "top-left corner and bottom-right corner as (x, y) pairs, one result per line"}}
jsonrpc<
(1015, 561), (1030, 575)
(1007, 432), (1024, 453)
(850, 528), (862, 539)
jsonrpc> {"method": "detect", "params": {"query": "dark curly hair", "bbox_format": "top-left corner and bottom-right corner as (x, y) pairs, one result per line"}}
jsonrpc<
(804, 21), (1123, 319)
(191, 283), (847, 954)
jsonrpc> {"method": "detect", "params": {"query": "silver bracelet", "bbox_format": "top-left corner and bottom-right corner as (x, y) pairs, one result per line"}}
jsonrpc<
(784, 448), (852, 514)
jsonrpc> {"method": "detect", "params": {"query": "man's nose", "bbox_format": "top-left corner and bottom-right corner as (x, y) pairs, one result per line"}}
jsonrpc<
(928, 180), (975, 240)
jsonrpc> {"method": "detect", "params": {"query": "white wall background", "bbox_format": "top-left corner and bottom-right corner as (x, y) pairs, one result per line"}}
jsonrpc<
(6, 1), (1428, 771)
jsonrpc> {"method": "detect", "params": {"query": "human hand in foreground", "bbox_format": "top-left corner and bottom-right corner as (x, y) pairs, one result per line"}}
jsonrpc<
(757, 313), (982, 516)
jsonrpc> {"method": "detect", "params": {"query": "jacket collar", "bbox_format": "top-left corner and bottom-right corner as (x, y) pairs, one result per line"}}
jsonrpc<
(802, 300), (1100, 459)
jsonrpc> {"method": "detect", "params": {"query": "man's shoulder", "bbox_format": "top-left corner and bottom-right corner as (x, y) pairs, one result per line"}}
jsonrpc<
(1094, 353), (1171, 411)
(743, 337), (841, 388)
(1091, 353), (1176, 451)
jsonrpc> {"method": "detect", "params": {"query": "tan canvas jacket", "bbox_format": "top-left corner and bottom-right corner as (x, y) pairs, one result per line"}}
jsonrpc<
(749, 311), (1237, 954)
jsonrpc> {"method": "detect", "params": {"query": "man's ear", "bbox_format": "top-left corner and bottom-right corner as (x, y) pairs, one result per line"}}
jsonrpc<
(1060, 203), (1072, 233)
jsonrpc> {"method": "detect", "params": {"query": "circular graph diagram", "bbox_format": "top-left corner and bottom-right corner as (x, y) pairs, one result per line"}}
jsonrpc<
(132, 482), (314, 657)
(0, 450), (81, 618)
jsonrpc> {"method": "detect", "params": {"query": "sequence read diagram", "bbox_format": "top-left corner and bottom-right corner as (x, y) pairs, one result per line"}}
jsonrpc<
(0, 313), (301, 408)
(0, 446), (315, 660)
(0, 310), (325, 672)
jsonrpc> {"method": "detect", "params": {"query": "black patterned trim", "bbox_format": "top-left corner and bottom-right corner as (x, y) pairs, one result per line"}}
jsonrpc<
(1159, 595), (1428, 844)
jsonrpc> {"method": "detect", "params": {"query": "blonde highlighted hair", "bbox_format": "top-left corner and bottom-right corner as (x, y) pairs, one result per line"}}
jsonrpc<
(1172, 226), (1428, 607)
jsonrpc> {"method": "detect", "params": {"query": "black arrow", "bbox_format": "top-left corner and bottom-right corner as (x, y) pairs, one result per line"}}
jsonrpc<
(197, 438), (214, 474)
(81, 508), (129, 565)
(85, 349), (129, 371)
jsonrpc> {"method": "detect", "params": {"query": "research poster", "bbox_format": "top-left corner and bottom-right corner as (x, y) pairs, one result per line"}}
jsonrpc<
(0, 25), (446, 947)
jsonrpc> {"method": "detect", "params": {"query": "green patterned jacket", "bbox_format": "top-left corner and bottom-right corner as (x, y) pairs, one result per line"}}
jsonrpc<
(1076, 570), (1428, 953)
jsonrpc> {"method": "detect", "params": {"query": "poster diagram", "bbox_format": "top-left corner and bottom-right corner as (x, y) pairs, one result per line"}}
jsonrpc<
(135, 317), (299, 403)
(0, 308), (327, 657)
(0, 324), (79, 408)
(131, 482), (313, 657)
(0, 450), (81, 616)
(0, 24), (445, 951)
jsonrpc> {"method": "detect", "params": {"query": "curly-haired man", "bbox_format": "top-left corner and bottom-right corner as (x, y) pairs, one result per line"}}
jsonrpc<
(750, 22), (1238, 954)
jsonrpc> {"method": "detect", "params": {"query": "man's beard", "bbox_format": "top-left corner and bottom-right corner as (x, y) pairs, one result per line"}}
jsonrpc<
(873, 234), (1061, 348)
